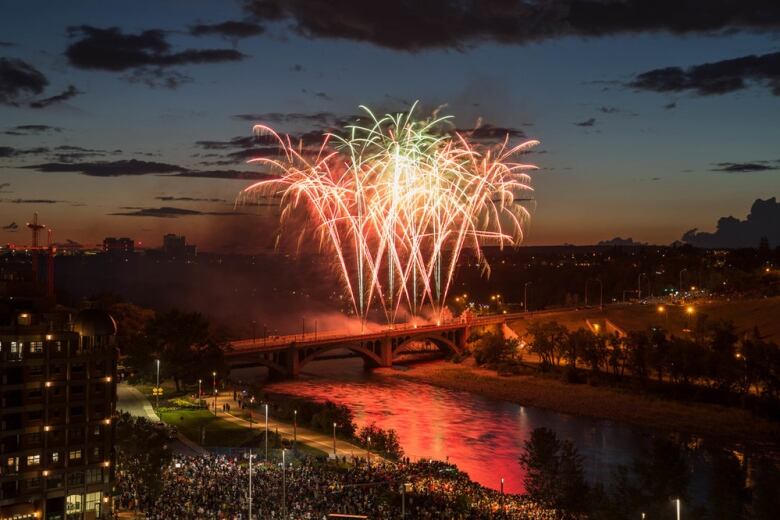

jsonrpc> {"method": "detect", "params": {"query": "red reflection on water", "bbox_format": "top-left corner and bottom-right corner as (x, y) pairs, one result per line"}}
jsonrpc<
(265, 374), (531, 494)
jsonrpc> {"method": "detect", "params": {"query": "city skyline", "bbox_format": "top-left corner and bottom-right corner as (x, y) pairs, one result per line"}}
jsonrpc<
(1, 1), (780, 251)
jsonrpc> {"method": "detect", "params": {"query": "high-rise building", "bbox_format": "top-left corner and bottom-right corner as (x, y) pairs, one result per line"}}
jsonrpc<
(101, 238), (134, 255)
(0, 264), (117, 520)
(162, 234), (196, 259)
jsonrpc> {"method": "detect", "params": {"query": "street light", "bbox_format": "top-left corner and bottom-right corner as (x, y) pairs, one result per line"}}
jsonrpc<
(282, 448), (287, 518)
(657, 305), (669, 327)
(332, 422), (337, 456)
(197, 379), (202, 408)
(500, 477), (505, 515)
(248, 449), (253, 520)
(212, 371), (217, 415)
(248, 396), (255, 429)
(674, 498), (681, 520)
(293, 409), (298, 451)
(155, 359), (160, 410)
(264, 403), (269, 462)
(367, 435), (371, 466)
(524, 282), (532, 313)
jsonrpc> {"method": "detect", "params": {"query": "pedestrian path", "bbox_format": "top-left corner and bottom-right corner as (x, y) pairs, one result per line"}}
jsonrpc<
(211, 392), (376, 460)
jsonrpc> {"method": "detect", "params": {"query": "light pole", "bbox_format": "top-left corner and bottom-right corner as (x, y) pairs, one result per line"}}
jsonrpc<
(282, 449), (287, 518)
(212, 371), (217, 415)
(197, 379), (202, 408)
(657, 305), (668, 327)
(155, 359), (160, 410)
(586, 279), (603, 310)
(367, 435), (371, 467)
(675, 498), (681, 520)
(332, 422), (337, 456)
(248, 449), (253, 520)
(524, 282), (532, 313)
(264, 403), (269, 462)
(248, 396), (255, 429)
(293, 410), (297, 451)
(500, 477), (505, 516)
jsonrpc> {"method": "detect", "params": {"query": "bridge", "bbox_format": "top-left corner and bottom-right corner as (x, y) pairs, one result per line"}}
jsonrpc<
(226, 312), (527, 379)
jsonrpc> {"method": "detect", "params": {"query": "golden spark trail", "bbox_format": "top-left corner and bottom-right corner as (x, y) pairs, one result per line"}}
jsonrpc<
(239, 104), (539, 324)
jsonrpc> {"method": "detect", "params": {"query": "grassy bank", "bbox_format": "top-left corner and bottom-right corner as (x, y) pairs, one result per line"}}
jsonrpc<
(383, 361), (780, 447)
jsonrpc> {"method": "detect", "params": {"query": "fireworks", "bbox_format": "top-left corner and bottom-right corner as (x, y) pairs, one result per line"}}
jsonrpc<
(239, 104), (539, 323)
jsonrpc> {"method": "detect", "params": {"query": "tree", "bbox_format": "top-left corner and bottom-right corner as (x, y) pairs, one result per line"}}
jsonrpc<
(141, 310), (226, 390)
(526, 320), (568, 368)
(519, 427), (589, 512)
(473, 332), (519, 367)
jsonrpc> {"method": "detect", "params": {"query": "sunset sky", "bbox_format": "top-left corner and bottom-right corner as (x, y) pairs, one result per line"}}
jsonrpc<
(1, 1), (779, 251)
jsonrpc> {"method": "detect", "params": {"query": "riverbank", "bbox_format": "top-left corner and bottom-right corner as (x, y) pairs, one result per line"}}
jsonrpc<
(379, 360), (780, 447)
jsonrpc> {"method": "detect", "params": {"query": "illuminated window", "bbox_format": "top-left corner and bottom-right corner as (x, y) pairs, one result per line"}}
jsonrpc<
(51, 451), (60, 463)
(26, 454), (40, 466)
(85, 491), (102, 512)
(30, 341), (43, 353)
(68, 449), (82, 461)
(66, 494), (82, 513)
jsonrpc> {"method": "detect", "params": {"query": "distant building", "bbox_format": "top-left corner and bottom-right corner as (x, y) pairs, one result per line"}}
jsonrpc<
(101, 238), (134, 255)
(162, 234), (196, 259)
(0, 265), (117, 520)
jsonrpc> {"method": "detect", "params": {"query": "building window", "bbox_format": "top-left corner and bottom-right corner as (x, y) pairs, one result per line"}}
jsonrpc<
(30, 341), (43, 353)
(66, 494), (82, 514)
(6, 457), (19, 472)
(28, 476), (42, 488)
(68, 449), (82, 461)
(26, 454), (40, 466)
(93, 425), (101, 436)
(85, 491), (103, 513)
(51, 451), (60, 463)
(69, 471), (84, 485)
(86, 468), (102, 484)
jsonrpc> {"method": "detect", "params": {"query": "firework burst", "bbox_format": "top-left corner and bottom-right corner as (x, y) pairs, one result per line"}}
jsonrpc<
(239, 104), (539, 324)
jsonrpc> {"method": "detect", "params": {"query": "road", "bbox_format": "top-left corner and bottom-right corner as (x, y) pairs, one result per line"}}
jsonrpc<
(116, 382), (206, 456)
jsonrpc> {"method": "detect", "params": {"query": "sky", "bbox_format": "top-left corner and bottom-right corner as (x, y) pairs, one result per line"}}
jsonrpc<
(1, 0), (779, 251)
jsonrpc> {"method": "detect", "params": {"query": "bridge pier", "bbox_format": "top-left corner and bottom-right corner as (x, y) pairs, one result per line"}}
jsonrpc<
(379, 337), (393, 367)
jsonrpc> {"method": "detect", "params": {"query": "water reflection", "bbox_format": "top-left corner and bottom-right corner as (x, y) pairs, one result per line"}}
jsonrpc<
(237, 358), (646, 494)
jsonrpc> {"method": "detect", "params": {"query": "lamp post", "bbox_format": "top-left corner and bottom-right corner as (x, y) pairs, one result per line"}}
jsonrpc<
(332, 422), (337, 456)
(293, 410), (297, 451)
(657, 305), (668, 327)
(264, 403), (269, 462)
(155, 359), (160, 410)
(637, 272), (647, 300)
(282, 449), (287, 518)
(367, 436), (371, 467)
(212, 371), (217, 415)
(248, 449), (253, 520)
(675, 498), (681, 520)
(586, 278), (603, 310)
(248, 396), (255, 429)
(524, 282), (532, 313)
(197, 379), (202, 408)
(500, 477), (505, 516)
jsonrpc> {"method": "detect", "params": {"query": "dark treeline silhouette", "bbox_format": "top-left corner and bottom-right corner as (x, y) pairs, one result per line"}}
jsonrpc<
(520, 427), (780, 519)
(525, 317), (780, 416)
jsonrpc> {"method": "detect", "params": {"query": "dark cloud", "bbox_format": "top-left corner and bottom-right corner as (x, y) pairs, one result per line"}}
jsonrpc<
(574, 117), (596, 127)
(2, 222), (18, 231)
(629, 51), (780, 96)
(23, 158), (271, 180)
(682, 197), (780, 248)
(4, 124), (62, 135)
(0, 42), (14, 47)
(664, 101), (677, 109)
(300, 88), (332, 101)
(244, 0), (780, 51)
(29, 85), (82, 108)
(65, 26), (246, 72)
(110, 206), (242, 218)
(0, 57), (48, 105)
(190, 20), (265, 38)
(123, 68), (192, 89)
(0, 198), (63, 204)
(711, 161), (780, 173)
(24, 159), (185, 176)
(290, 63), (304, 72)
(194, 135), (264, 150)
(0, 146), (49, 158)
(155, 196), (228, 202)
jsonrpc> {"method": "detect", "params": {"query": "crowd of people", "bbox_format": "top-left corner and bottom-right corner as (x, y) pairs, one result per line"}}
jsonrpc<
(115, 453), (564, 519)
